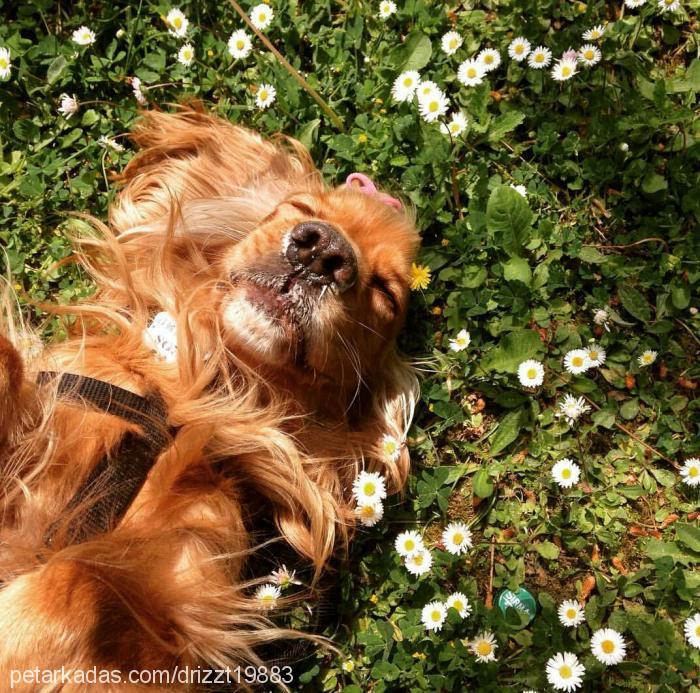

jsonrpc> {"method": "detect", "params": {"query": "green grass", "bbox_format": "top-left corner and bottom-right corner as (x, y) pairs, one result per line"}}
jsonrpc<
(1, 0), (699, 690)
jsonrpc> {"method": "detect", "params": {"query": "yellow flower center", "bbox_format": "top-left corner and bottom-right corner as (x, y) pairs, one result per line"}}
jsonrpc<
(360, 505), (375, 518)
(413, 554), (423, 565)
(535, 54), (544, 63)
(644, 354), (653, 363)
(431, 610), (441, 621)
(562, 468), (571, 479)
(260, 90), (268, 99)
(403, 77), (412, 86)
(602, 640), (615, 654)
(476, 642), (492, 656)
(259, 12), (267, 21)
(453, 532), (464, 545)
(449, 39), (458, 49)
(261, 594), (275, 604)
(405, 539), (415, 551)
(237, 40), (245, 49)
(363, 482), (376, 495)
(560, 665), (572, 679)
(566, 608), (576, 619)
(584, 50), (594, 60)
(0, 58), (7, 69)
(515, 44), (524, 54)
(173, 17), (182, 28)
(467, 67), (476, 78)
(484, 55), (493, 64)
(695, 624), (700, 636)
(429, 102), (439, 112)
(690, 467), (699, 477)
(572, 356), (584, 367)
(562, 66), (572, 77)
(589, 351), (598, 360)
(450, 123), (460, 133)
(453, 599), (464, 611)
(527, 368), (537, 379)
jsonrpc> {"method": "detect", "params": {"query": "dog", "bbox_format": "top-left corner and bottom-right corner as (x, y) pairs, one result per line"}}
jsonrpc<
(0, 106), (419, 691)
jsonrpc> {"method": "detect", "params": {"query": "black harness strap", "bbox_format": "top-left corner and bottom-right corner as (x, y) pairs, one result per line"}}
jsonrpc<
(37, 372), (174, 546)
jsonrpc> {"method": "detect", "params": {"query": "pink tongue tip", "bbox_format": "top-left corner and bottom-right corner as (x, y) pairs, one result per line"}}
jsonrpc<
(346, 172), (402, 210)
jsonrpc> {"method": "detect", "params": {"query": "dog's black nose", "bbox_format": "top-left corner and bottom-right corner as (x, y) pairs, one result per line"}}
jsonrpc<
(285, 222), (358, 292)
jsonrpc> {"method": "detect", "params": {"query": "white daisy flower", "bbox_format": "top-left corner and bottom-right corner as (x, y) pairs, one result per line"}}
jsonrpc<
(72, 26), (96, 45)
(684, 613), (700, 649)
(417, 89), (449, 123)
(441, 31), (463, 56)
(583, 24), (606, 40)
(527, 46), (552, 69)
(355, 499), (384, 527)
(130, 77), (147, 105)
(457, 58), (486, 86)
(585, 344), (606, 367)
(165, 9), (188, 37)
(442, 521), (473, 555)
(471, 632), (498, 662)
(551, 58), (578, 81)
(449, 328), (471, 352)
(405, 547), (433, 576)
(0, 47), (11, 79)
(255, 83), (276, 109)
(638, 349), (657, 367)
(546, 652), (585, 691)
(421, 600), (447, 631)
(177, 43), (195, 66)
(551, 458), (581, 488)
(391, 70), (421, 102)
(477, 48), (501, 72)
(625, 0), (647, 6)
(518, 359), (545, 387)
(508, 37), (531, 62)
(352, 470), (387, 504)
(593, 307), (611, 329)
(228, 29), (252, 59)
(446, 592), (471, 618)
(511, 183), (527, 197)
(255, 583), (281, 609)
(680, 458), (700, 487)
(658, 0), (681, 11)
(378, 0), (397, 19)
(250, 3), (274, 30)
(591, 628), (626, 666)
(395, 530), (424, 557)
(564, 349), (591, 375)
(557, 394), (591, 425)
(578, 44), (602, 67)
(440, 111), (468, 137)
(381, 434), (401, 462)
(98, 135), (125, 152)
(58, 93), (79, 117)
(415, 80), (441, 101)
(270, 564), (300, 588)
(558, 600), (585, 627)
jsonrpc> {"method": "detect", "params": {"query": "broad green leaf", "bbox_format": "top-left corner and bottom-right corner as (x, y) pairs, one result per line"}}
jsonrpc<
(473, 468), (494, 498)
(535, 541), (560, 560)
(481, 329), (543, 372)
(502, 257), (532, 285)
(490, 409), (522, 455)
(391, 31), (432, 72)
(641, 172), (667, 194)
(618, 285), (652, 323)
(486, 185), (534, 257)
(47, 55), (68, 85)
(488, 111), (525, 142)
(676, 523), (700, 553)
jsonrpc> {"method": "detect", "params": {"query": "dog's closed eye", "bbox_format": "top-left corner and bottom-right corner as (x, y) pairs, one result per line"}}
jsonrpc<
(370, 274), (398, 313)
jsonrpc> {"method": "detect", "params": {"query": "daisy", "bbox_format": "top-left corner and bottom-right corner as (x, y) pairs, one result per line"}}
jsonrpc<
(684, 613), (700, 649)
(177, 43), (195, 66)
(421, 601), (447, 631)
(98, 135), (125, 152)
(0, 47), (11, 79)
(582, 24), (606, 40)
(449, 329), (471, 352)
(395, 530), (424, 557)
(271, 564), (300, 588)
(558, 600), (585, 627)
(625, 0), (647, 6)
(638, 349), (657, 367)
(442, 521), (473, 555)
(255, 83), (276, 108)
(527, 46), (552, 69)
(680, 458), (700, 487)
(410, 263), (431, 290)
(508, 37), (531, 62)
(378, 0), (397, 19)
(58, 94), (79, 118)
(564, 349), (591, 375)
(557, 394), (591, 424)
(165, 9), (188, 37)
(551, 458), (581, 488)
(405, 547), (432, 576)
(578, 44), (602, 67)
(391, 70), (421, 102)
(228, 30), (252, 59)
(471, 632), (498, 662)
(355, 499), (384, 527)
(341, 660), (355, 673)
(658, 0), (681, 11)
(130, 77), (147, 105)
(440, 111), (468, 137)
(585, 344), (606, 367)
(418, 90), (449, 123)
(546, 652), (585, 691)
(551, 58), (578, 81)
(446, 592), (471, 618)
(591, 628), (626, 666)
(250, 3), (274, 30)
(518, 359), (545, 387)
(415, 80), (441, 101)
(478, 48), (501, 72)
(441, 31), (463, 56)
(255, 583), (281, 609)
(72, 26), (96, 45)
(352, 470), (387, 504)
(381, 434), (401, 462)
(511, 183), (527, 197)
(457, 58), (486, 86)
(593, 307), (610, 329)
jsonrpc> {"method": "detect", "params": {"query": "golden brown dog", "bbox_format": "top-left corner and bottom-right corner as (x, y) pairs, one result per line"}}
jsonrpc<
(0, 107), (419, 691)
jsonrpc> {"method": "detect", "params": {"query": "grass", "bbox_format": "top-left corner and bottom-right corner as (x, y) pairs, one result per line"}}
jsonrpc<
(1, 0), (699, 690)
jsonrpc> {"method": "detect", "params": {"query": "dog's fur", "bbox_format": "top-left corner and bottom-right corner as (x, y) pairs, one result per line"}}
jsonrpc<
(0, 107), (419, 691)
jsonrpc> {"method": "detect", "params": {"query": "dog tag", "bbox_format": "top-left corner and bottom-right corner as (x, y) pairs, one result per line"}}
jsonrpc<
(497, 587), (537, 623)
(143, 311), (178, 363)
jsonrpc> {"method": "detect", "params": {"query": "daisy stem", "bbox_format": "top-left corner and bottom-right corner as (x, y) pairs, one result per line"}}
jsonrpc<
(227, 0), (345, 131)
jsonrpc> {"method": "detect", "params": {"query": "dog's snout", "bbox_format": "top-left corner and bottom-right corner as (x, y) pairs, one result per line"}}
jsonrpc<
(285, 222), (358, 292)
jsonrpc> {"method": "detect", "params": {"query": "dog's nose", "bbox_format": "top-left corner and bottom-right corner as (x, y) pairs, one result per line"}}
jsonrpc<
(285, 221), (358, 292)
